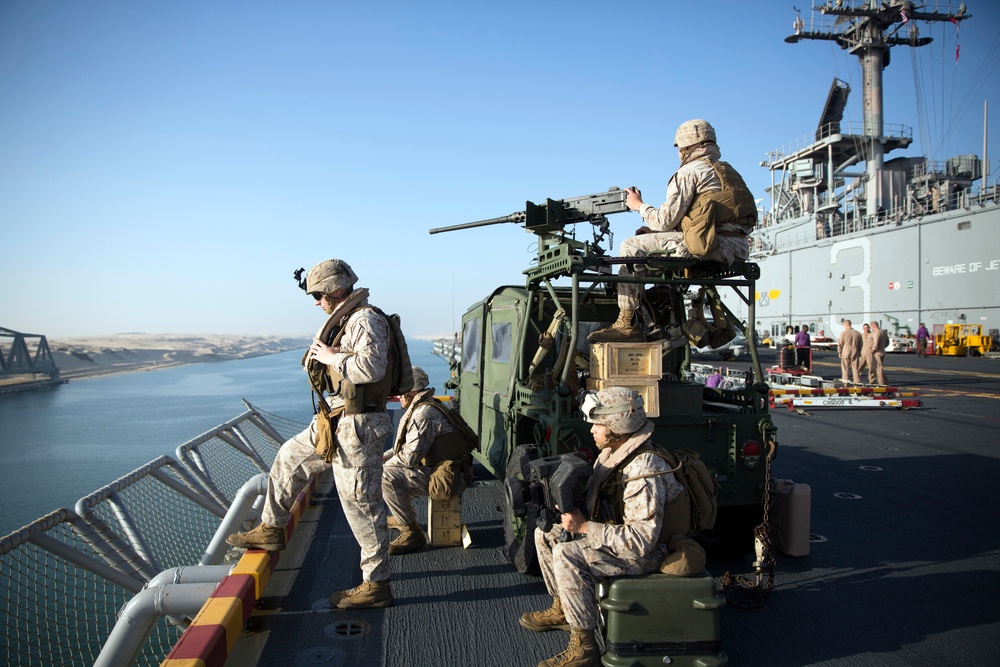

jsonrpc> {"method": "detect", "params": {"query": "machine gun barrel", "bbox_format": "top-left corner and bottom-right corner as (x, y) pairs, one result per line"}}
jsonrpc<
(429, 187), (628, 235)
(429, 212), (526, 235)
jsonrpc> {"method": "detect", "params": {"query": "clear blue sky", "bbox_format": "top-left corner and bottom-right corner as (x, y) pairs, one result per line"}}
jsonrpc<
(2, 1), (997, 340)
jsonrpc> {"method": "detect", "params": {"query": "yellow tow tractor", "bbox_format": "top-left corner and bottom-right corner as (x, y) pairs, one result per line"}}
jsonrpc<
(934, 324), (993, 357)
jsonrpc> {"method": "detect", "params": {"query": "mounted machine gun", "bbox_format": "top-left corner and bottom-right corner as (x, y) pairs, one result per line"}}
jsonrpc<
(430, 186), (776, 576)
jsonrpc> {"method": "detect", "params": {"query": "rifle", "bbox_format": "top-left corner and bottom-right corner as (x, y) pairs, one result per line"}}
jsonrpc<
(429, 187), (629, 235)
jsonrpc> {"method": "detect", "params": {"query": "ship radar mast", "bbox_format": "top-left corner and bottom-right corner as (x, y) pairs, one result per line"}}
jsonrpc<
(786, 0), (970, 216)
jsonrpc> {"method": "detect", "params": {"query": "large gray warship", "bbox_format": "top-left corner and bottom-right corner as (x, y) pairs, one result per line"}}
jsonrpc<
(745, 1), (999, 343)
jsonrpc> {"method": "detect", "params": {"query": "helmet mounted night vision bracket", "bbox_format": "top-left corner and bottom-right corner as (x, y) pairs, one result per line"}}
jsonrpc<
(293, 267), (307, 292)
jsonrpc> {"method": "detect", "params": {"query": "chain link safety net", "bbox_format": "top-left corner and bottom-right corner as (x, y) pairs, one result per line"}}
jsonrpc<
(0, 402), (308, 666)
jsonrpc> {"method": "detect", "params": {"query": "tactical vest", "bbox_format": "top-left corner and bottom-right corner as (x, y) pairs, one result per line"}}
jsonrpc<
(319, 305), (398, 415)
(597, 443), (692, 545)
(680, 159), (757, 258)
(395, 396), (476, 466)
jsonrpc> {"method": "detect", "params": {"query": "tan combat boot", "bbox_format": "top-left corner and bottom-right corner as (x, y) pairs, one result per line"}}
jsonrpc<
(587, 308), (644, 343)
(330, 580), (394, 609)
(389, 521), (427, 555)
(225, 523), (286, 551)
(387, 514), (403, 529)
(519, 596), (571, 632)
(538, 627), (601, 667)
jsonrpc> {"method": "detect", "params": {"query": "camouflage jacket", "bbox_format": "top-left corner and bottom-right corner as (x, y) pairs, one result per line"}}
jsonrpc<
(584, 423), (684, 560)
(385, 388), (453, 468)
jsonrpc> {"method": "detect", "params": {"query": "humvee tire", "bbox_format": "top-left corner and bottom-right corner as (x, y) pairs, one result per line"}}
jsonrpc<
(503, 445), (540, 575)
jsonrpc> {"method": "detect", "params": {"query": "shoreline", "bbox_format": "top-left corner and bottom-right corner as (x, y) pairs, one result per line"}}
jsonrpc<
(1, 334), (311, 388)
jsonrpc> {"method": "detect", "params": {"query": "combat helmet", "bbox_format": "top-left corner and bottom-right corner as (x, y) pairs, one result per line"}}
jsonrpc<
(305, 259), (358, 295)
(673, 119), (716, 148)
(580, 387), (647, 435)
(410, 366), (429, 392)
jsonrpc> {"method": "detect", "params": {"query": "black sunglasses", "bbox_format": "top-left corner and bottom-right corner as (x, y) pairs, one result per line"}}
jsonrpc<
(309, 292), (326, 300)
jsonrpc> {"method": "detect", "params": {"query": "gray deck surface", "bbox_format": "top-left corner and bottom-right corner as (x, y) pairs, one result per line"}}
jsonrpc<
(231, 349), (1000, 666)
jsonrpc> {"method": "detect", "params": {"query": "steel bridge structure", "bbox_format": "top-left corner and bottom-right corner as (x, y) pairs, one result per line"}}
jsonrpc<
(0, 326), (63, 392)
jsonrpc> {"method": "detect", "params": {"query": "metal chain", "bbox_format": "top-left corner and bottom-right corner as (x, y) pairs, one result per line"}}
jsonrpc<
(718, 440), (776, 610)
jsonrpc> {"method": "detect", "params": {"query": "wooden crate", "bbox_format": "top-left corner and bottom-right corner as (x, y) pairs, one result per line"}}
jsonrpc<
(427, 496), (463, 546)
(585, 377), (660, 418)
(590, 342), (662, 380)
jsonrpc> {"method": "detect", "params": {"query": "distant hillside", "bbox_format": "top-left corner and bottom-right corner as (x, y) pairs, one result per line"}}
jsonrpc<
(47, 334), (311, 380)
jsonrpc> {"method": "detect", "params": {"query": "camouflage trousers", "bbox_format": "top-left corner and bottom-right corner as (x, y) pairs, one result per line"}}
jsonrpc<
(260, 418), (328, 530)
(382, 464), (432, 525)
(616, 232), (747, 310)
(261, 412), (392, 583)
(616, 233), (689, 311)
(332, 412), (392, 583)
(535, 527), (665, 631)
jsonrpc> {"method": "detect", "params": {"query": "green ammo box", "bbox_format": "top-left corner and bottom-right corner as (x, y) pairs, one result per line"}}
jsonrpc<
(656, 381), (704, 417)
(597, 570), (727, 667)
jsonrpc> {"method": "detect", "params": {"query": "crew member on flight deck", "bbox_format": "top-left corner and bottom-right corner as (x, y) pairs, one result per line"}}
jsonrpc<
(859, 323), (874, 375)
(869, 321), (889, 385)
(838, 319), (864, 384)
(916, 322), (930, 357)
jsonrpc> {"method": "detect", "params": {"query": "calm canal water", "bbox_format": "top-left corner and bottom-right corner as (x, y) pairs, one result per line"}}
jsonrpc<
(0, 346), (451, 536)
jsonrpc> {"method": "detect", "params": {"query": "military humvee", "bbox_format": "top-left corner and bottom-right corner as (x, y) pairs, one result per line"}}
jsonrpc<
(431, 188), (777, 574)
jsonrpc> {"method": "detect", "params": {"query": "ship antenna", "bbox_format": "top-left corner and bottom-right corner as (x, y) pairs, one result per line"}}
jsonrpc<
(785, 2), (972, 219)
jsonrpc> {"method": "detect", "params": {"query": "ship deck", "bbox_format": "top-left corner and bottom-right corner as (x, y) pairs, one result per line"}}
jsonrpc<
(230, 349), (1000, 667)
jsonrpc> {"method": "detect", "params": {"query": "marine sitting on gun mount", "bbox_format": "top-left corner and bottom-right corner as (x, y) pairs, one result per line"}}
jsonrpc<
(589, 119), (757, 344)
(430, 119), (757, 358)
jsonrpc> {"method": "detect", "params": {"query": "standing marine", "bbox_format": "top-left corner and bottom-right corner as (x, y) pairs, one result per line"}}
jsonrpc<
(518, 387), (689, 667)
(226, 258), (397, 609)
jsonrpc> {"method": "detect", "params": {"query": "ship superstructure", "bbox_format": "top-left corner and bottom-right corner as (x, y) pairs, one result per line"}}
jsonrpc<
(746, 1), (999, 344)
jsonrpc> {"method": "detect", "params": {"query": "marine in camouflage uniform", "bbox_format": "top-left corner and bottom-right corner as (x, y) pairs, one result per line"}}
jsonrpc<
(227, 258), (394, 609)
(381, 366), (453, 554)
(590, 119), (754, 343)
(520, 387), (685, 667)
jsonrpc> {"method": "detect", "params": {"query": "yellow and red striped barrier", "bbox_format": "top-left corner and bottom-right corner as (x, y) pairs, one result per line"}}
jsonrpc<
(160, 475), (318, 667)
(768, 384), (922, 409)
(769, 386), (902, 396)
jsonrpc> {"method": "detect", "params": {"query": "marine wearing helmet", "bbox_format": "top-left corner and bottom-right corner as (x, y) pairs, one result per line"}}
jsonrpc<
(589, 118), (756, 344)
(518, 385), (684, 667)
(305, 258), (359, 298)
(383, 365), (475, 555)
(580, 386), (647, 448)
(673, 118), (717, 149)
(228, 256), (396, 611)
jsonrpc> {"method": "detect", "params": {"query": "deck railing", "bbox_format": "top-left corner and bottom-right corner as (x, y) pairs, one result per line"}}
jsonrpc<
(0, 401), (307, 667)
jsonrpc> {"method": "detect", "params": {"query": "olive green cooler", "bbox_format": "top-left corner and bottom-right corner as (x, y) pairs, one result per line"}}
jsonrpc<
(597, 570), (727, 666)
